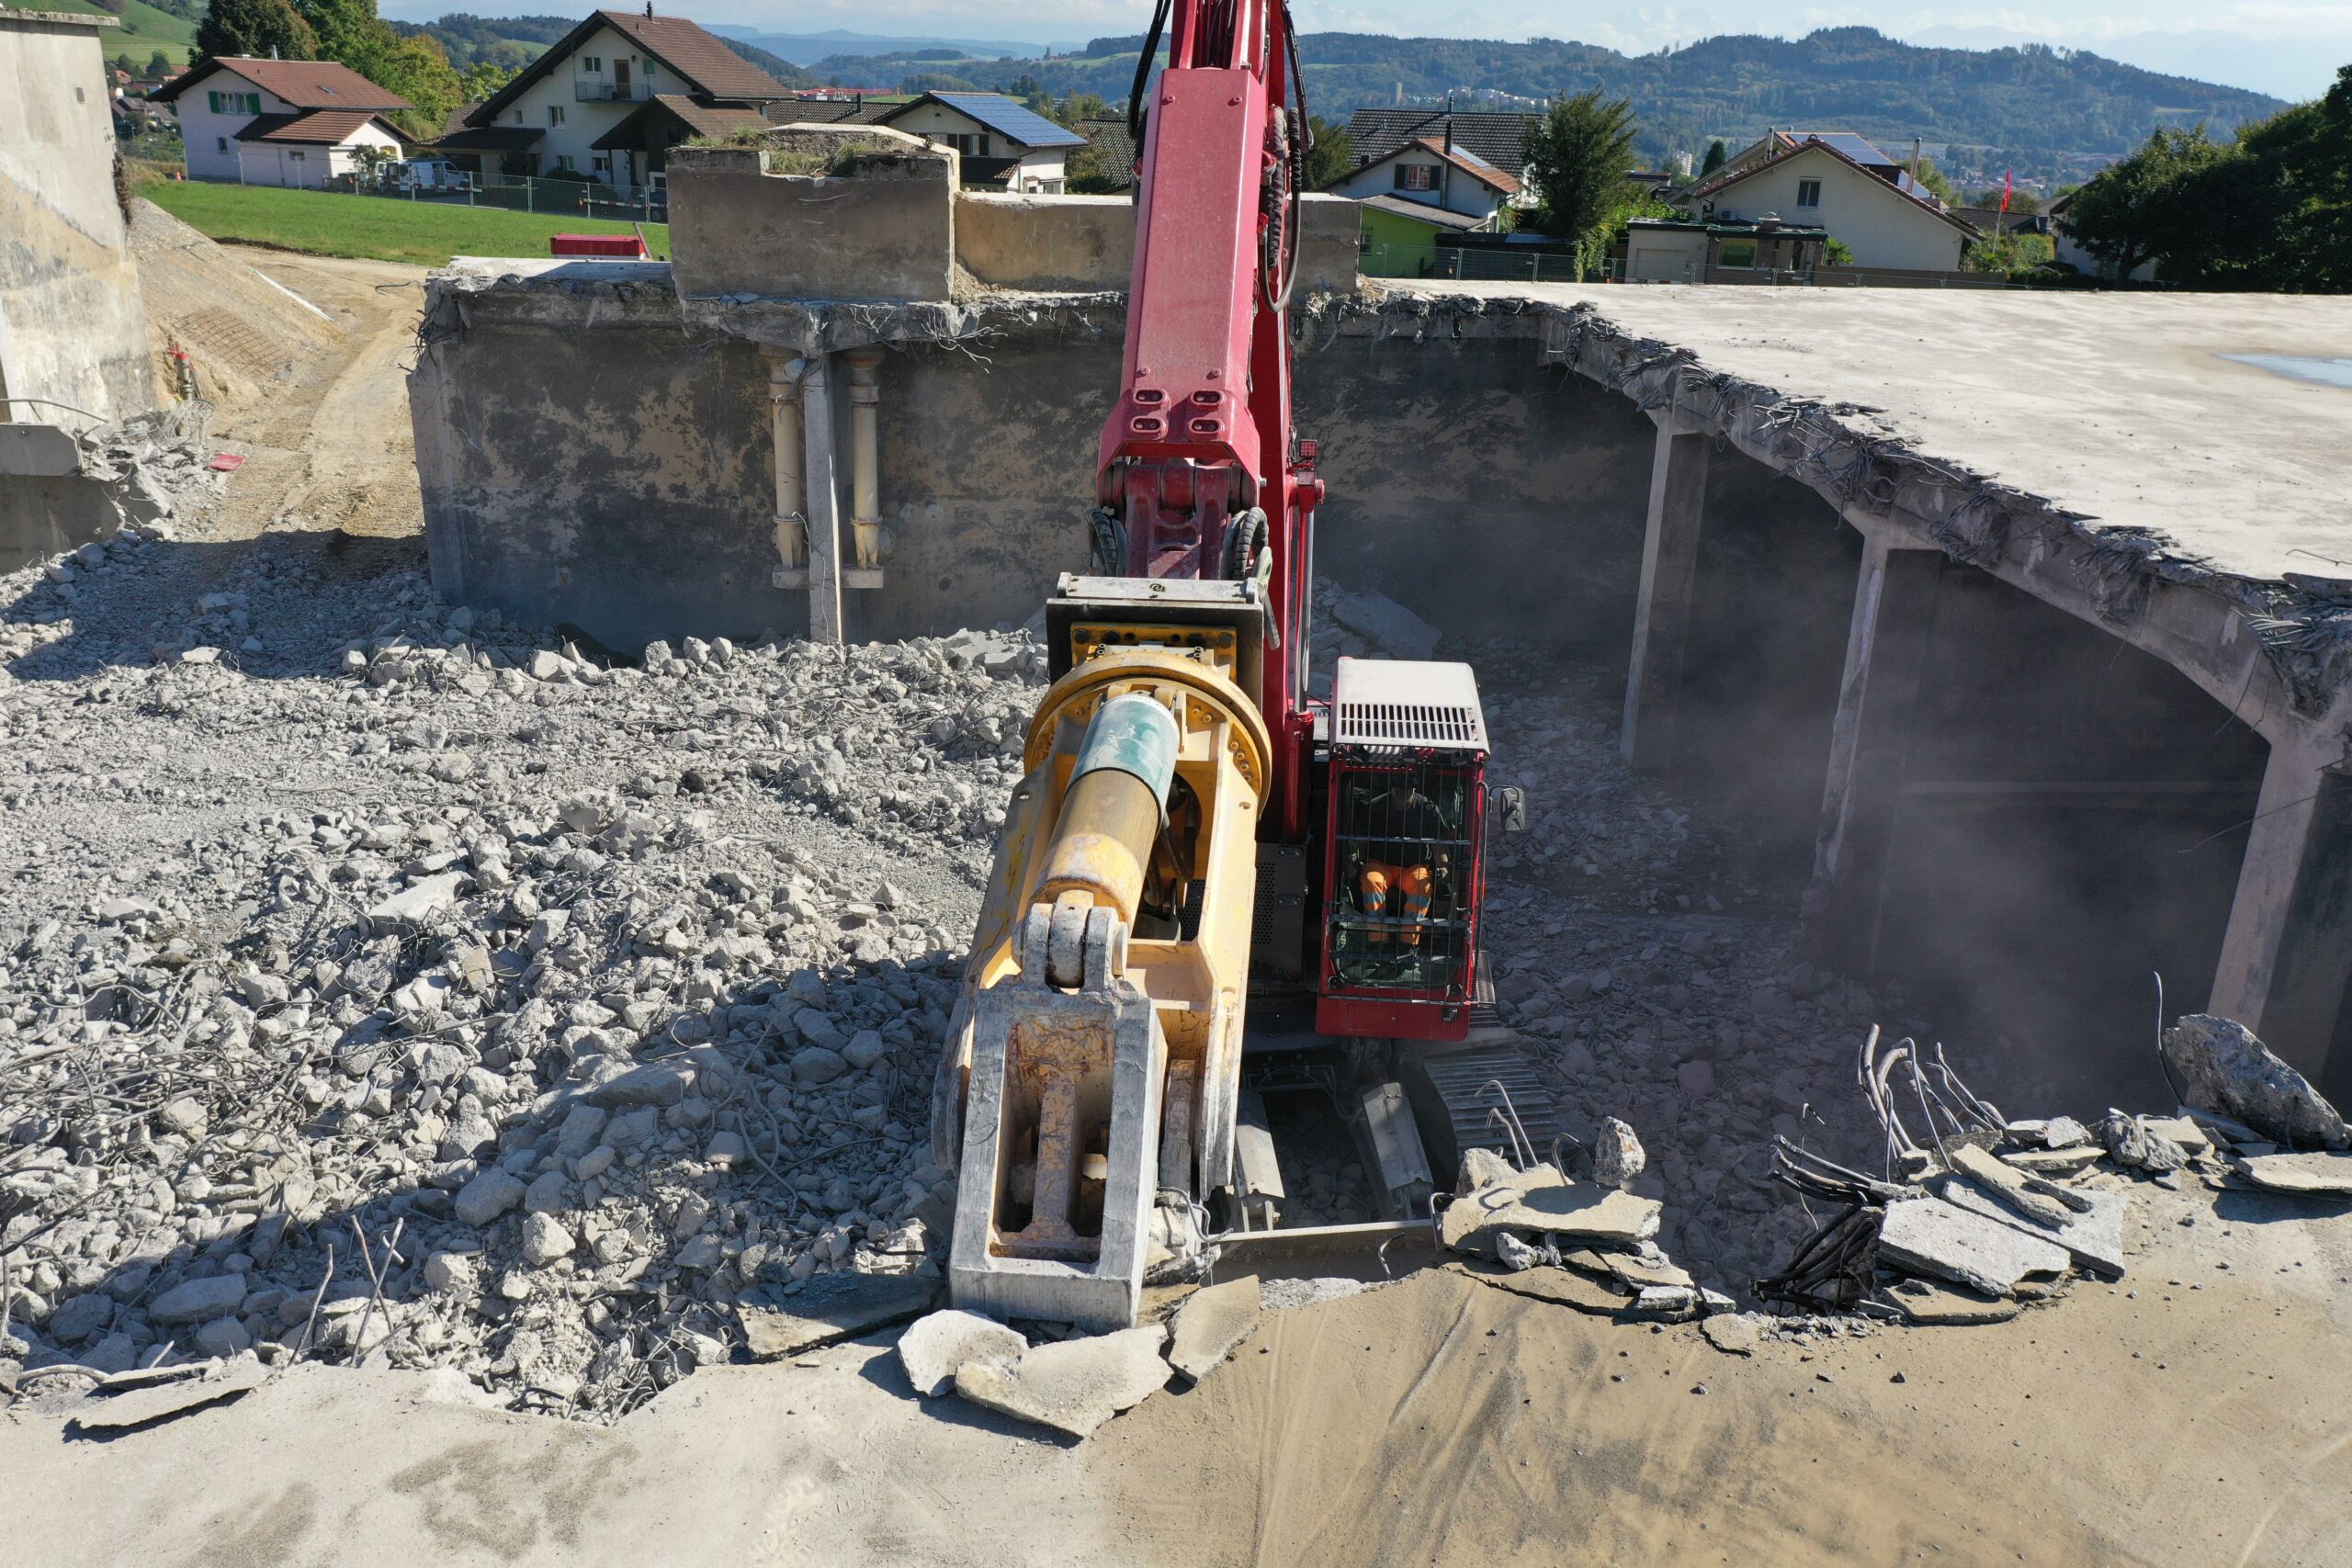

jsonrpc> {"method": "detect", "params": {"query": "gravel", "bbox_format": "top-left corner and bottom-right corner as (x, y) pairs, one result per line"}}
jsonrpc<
(0, 525), (2052, 1419)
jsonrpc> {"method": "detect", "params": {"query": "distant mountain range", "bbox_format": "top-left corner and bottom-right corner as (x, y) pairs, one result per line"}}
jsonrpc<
(1905, 26), (2343, 103)
(808, 25), (2292, 186)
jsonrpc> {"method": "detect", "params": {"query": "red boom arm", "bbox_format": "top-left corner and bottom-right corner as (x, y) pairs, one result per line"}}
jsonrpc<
(1096, 0), (1321, 840)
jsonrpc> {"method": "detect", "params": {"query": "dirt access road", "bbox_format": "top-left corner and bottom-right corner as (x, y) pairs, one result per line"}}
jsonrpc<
(6, 1179), (2349, 1568)
(188, 247), (429, 542)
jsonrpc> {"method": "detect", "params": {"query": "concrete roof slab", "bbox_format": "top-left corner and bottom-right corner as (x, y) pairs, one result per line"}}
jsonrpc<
(1400, 282), (2352, 585)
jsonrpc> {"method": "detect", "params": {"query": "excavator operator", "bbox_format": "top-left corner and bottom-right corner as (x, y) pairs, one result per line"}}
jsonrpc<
(1340, 775), (1462, 978)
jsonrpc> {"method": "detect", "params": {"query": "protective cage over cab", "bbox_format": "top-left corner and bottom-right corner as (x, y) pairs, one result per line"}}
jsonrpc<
(1316, 657), (1491, 1041)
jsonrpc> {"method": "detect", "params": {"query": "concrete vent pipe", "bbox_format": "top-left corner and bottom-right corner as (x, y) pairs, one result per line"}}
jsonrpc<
(765, 354), (807, 571)
(845, 348), (887, 570)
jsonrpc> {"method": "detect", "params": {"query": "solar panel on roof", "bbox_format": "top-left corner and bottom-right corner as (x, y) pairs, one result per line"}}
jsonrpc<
(1795, 131), (1895, 166)
(930, 93), (1084, 150)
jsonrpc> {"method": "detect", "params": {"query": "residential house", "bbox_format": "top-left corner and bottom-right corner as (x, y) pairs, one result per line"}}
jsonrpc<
(1675, 130), (1979, 274)
(1326, 135), (1521, 226)
(149, 57), (412, 186)
(1357, 192), (1489, 276)
(1342, 108), (1535, 197)
(875, 93), (1083, 193)
(435, 8), (792, 193)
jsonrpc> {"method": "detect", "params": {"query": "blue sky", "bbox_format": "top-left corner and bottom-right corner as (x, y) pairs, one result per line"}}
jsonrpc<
(380, 2), (2346, 101)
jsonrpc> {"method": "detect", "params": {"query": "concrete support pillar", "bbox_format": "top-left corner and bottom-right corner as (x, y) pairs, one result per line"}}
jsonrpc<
(2209, 734), (2352, 1084)
(763, 351), (808, 588)
(1620, 424), (1712, 772)
(799, 350), (843, 644)
(1802, 536), (1944, 965)
(844, 347), (885, 576)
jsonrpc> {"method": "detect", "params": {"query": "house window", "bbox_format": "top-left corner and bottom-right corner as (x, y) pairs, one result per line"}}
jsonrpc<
(582, 56), (602, 72)
(1396, 163), (1435, 192)
(288, 150), (305, 161)
(1796, 178), (1822, 209)
(548, 105), (566, 126)
(591, 154), (609, 175)
(216, 136), (227, 152)
(208, 90), (261, 115)
(556, 154), (575, 172)
(937, 132), (987, 158)
(513, 109), (523, 124)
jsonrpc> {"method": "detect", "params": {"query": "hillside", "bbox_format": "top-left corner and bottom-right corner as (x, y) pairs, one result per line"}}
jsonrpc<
(7, 0), (200, 65)
(810, 25), (2293, 184)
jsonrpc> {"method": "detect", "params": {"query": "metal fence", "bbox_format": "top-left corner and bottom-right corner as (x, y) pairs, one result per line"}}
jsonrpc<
(322, 168), (669, 224)
(1358, 241), (1611, 284)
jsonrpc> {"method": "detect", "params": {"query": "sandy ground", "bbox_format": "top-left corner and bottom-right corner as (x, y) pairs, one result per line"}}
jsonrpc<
(188, 247), (429, 543)
(6, 1177), (2349, 1567)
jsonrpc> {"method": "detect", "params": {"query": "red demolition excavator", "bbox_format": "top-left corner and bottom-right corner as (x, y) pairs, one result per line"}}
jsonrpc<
(929, 0), (1555, 1328)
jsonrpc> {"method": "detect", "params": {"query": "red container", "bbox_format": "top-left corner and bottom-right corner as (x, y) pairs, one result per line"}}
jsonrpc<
(549, 232), (648, 258)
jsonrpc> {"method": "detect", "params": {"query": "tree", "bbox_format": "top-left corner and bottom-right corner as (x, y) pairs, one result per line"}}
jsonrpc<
(196, 0), (318, 62)
(1699, 137), (1725, 174)
(147, 51), (173, 77)
(1907, 154), (1958, 203)
(1523, 90), (1638, 274)
(2060, 125), (2233, 282)
(457, 59), (517, 105)
(1301, 115), (1351, 190)
(114, 51), (135, 73)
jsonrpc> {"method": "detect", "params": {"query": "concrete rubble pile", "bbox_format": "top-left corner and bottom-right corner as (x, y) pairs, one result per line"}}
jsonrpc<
(0, 525), (1059, 1419)
(1752, 1017), (2352, 1326)
(70, 406), (227, 534)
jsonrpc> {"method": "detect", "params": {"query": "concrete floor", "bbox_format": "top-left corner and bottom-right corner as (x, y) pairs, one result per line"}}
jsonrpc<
(1414, 283), (2352, 583)
(6, 1177), (2350, 1568)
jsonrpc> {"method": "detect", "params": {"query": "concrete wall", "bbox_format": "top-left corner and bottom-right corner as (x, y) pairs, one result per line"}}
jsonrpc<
(955, 193), (1131, 292)
(410, 277), (1664, 657)
(668, 139), (956, 302)
(0, 13), (155, 425)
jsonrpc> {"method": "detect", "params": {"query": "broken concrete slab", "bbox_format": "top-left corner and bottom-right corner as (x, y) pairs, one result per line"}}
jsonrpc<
(2137, 1116), (2214, 1155)
(2007, 1116), (2093, 1150)
(1886, 1278), (2021, 1325)
(740, 1274), (941, 1361)
(1701, 1314), (1762, 1356)
(1876, 1195), (2071, 1298)
(1328, 587), (1441, 660)
(1439, 1179), (1661, 1257)
(1949, 1144), (2085, 1227)
(1443, 1260), (1628, 1315)
(1602, 1252), (1694, 1292)
(1168, 1275), (1261, 1384)
(2230, 1151), (2352, 1195)
(69, 1359), (268, 1432)
(2161, 1014), (2348, 1151)
(364, 871), (469, 933)
(897, 1309), (1025, 1398)
(1935, 1176), (2129, 1280)
(2001, 1145), (2106, 1174)
(952, 1324), (1171, 1439)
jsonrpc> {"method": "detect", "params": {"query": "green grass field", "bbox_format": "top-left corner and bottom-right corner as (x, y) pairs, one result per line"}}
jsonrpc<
(138, 178), (673, 267)
(16, 0), (199, 65)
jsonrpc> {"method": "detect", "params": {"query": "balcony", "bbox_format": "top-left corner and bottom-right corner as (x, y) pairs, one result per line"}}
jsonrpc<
(574, 81), (650, 103)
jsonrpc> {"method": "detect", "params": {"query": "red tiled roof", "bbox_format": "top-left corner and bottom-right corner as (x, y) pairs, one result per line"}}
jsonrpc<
(469, 9), (788, 128)
(233, 109), (409, 145)
(1401, 135), (1521, 195)
(151, 56), (412, 110)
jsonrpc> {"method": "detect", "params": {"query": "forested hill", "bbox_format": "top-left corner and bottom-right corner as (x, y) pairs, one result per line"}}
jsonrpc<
(817, 26), (2290, 177)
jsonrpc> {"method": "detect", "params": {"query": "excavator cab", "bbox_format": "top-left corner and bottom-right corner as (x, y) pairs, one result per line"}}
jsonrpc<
(1317, 658), (1490, 1040)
